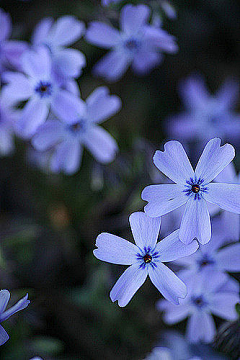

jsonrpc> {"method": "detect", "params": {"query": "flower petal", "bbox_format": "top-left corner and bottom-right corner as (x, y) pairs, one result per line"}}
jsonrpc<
(85, 22), (120, 48)
(179, 198), (211, 245)
(132, 50), (162, 74)
(31, 17), (53, 45)
(32, 120), (64, 151)
(216, 243), (240, 272)
(209, 293), (239, 320)
(51, 91), (86, 123)
(153, 141), (194, 184)
(142, 184), (187, 217)
(0, 294), (30, 322)
(205, 183), (240, 213)
(0, 325), (9, 346)
(179, 75), (210, 110)
(17, 98), (49, 138)
(0, 9), (11, 42)
(195, 138), (235, 184)
(3, 40), (29, 70)
(93, 51), (130, 82)
(83, 125), (118, 163)
(21, 46), (51, 79)
(110, 263), (148, 307)
(0, 290), (10, 313)
(148, 263), (187, 304)
(94, 232), (138, 265)
(216, 78), (239, 109)
(157, 300), (190, 324)
(129, 212), (161, 249)
(120, 4), (150, 34)
(86, 87), (121, 124)
(48, 16), (85, 47)
(186, 311), (215, 343)
(54, 49), (86, 78)
(50, 140), (82, 175)
(156, 230), (199, 262)
(1, 72), (33, 102)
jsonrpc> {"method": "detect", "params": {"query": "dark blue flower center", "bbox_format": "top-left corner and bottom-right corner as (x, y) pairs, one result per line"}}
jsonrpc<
(137, 246), (160, 269)
(67, 119), (88, 135)
(191, 295), (207, 308)
(124, 38), (140, 52)
(35, 81), (52, 98)
(198, 254), (215, 268)
(183, 177), (208, 200)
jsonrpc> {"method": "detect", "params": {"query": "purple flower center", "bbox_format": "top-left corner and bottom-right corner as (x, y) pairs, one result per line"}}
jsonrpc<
(183, 177), (208, 200)
(137, 246), (160, 269)
(35, 81), (52, 98)
(198, 254), (215, 268)
(124, 38), (140, 52)
(67, 119), (88, 135)
(191, 295), (207, 308)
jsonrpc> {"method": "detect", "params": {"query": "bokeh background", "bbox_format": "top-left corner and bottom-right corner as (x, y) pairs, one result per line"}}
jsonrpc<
(0, 0), (239, 359)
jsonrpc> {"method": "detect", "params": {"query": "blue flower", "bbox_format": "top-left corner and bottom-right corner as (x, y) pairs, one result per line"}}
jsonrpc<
(85, 4), (178, 82)
(94, 212), (198, 306)
(32, 15), (86, 80)
(2, 46), (81, 138)
(0, 290), (30, 346)
(0, 8), (28, 75)
(32, 87), (121, 174)
(157, 271), (239, 343)
(142, 138), (240, 245)
(167, 75), (240, 145)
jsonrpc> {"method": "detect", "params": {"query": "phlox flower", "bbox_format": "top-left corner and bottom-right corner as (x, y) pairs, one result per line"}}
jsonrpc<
(0, 8), (28, 75)
(94, 212), (199, 307)
(167, 75), (240, 145)
(0, 290), (30, 346)
(157, 271), (239, 344)
(2, 46), (81, 138)
(32, 15), (86, 80)
(142, 138), (240, 245)
(215, 163), (240, 242)
(32, 87), (121, 174)
(85, 4), (178, 82)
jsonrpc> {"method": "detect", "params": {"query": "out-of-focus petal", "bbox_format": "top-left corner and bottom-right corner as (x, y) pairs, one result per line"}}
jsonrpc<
(186, 311), (215, 343)
(51, 91), (86, 123)
(21, 46), (51, 79)
(120, 4), (150, 34)
(0, 325), (9, 346)
(50, 140), (82, 174)
(48, 16), (84, 47)
(129, 212), (161, 249)
(132, 50), (162, 74)
(31, 17), (53, 45)
(85, 22), (120, 48)
(205, 183), (240, 213)
(93, 50), (130, 82)
(32, 120), (64, 151)
(2, 72), (33, 102)
(216, 79), (239, 109)
(209, 293), (239, 320)
(216, 243), (240, 272)
(0, 9), (11, 42)
(2, 41), (28, 69)
(54, 48), (86, 78)
(179, 75), (210, 110)
(157, 300), (190, 324)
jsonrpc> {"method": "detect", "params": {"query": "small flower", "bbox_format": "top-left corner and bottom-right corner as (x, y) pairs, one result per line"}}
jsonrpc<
(0, 290), (30, 346)
(142, 138), (240, 245)
(94, 212), (198, 307)
(85, 4), (178, 82)
(32, 86), (121, 174)
(167, 75), (240, 145)
(2, 46), (81, 138)
(157, 271), (239, 343)
(32, 15), (86, 80)
(0, 8), (28, 75)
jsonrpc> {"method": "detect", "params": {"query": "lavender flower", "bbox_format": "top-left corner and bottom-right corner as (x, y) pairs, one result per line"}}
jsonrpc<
(94, 212), (198, 306)
(0, 290), (30, 346)
(157, 271), (239, 343)
(85, 4), (178, 81)
(32, 87), (121, 174)
(142, 138), (240, 245)
(0, 8), (28, 75)
(2, 46), (81, 138)
(167, 75), (240, 144)
(32, 15), (86, 80)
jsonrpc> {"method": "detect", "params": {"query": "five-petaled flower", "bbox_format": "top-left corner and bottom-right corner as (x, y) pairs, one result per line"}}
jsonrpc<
(85, 4), (178, 82)
(142, 138), (240, 245)
(94, 212), (198, 307)
(0, 290), (30, 346)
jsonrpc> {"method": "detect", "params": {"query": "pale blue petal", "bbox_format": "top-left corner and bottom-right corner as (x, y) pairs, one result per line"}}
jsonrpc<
(179, 198), (211, 245)
(50, 140), (82, 174)
(120, 4), (150, 35)
(93, 51), (130, 82)
(205, 183), (240, 213)
(17, 98), (49, 138)
(209, 293), (239, 320)
(129, 212), (161, 249)
(110, 263), (148, 307)
(153, 141), (194, 184)
(179, 75), (210, 110)
(0, 294), (30, 322)
(85, 22), (120, 48)
(157, 300), (190, 324)
(156, 229), (199, 262)
(3, 41), (29, 70)
(143, 27), (178, 53)
(94, 232), (138, 265)
(187, 312), (215, 343)
(0, 9), (11, 41)
(48, 16), (85, 47)
(86, 87), (121, 124)
(0, 290), (10, 314)
(168, 113), (199, 140)
(54, 49), (86, 78)
(32, 120), (64, 151)
(148, 263), (187, 304)
(21, 46), (51, 79)
(222, 211), (239, 242)
(51, 91), (86, 123)
(132, 51), (162, 74)
(2, 72), (33, 102)
(31, 17), (53, 45)
(195, 138), (235, 184)
(214, 163), (236, 184)
(216, 79), (239, 109)
(0, 325), (9, 346)
(83, 125), (118, 163)
(216, 243), (240, 272)
(142, 184), (187, 217)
